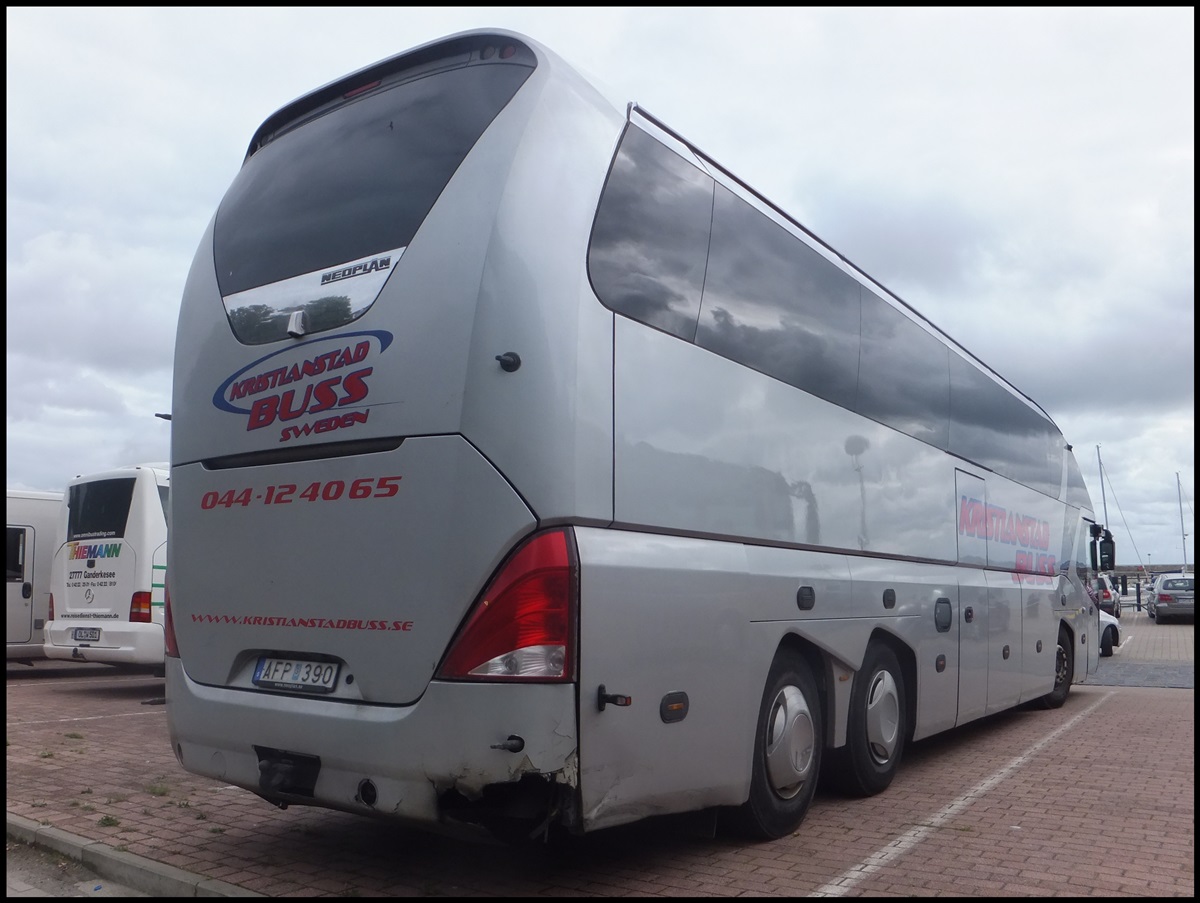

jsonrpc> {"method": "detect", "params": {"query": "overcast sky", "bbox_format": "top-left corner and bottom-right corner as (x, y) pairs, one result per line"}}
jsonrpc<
(6, 7), (1194, 570)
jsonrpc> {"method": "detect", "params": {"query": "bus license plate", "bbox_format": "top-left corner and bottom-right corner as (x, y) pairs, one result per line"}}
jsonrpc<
(73, 628), (101, 642)
(253, 657), (339, 693)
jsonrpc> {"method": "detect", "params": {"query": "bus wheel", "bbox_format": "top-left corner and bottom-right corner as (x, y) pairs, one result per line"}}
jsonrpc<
(1036, 627), (1073, 709)
(827, 644), (906, 797)
(722, 651), (822, 840)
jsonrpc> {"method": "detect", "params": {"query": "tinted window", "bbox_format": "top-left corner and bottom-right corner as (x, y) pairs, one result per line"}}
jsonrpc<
(214, 57), (533, 336)
(589, 122), (1069, 498)
(948, 353), (1061, 493)
(6, 527), (25, 581)
(857, 292), (949, 448)
(696, 186), (860, 408)
(589, 126), (713, 340)
(67, 479), (135, 542)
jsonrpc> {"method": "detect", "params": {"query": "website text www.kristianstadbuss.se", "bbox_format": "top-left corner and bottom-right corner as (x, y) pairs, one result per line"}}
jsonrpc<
(190, 614), (413, 631)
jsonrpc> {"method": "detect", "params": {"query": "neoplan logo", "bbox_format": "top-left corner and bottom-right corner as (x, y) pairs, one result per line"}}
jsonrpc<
(321, 256), (391, 285)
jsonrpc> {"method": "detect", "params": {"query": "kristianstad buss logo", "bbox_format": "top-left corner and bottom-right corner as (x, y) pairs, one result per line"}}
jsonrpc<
(212, 330), (393, 444)
(958, 496), (1056, 575)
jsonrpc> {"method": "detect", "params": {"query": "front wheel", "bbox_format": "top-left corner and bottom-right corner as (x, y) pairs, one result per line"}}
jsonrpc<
(826, 644), (907, 797)
(1036, 626), (1073, 709)
(722, 651), (823, 840)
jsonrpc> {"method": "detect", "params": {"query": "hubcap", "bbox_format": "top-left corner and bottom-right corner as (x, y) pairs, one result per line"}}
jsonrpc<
(764, 684), (816, 799)
(864, 669), (900, 765)
(1055, 643), (1068, 686)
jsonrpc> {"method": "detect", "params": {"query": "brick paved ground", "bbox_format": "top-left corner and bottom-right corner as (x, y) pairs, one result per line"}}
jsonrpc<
(8, 605), (1193, 897)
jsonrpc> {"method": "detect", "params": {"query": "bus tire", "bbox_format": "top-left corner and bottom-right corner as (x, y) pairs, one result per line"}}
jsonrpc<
(1036, 626), (1073, 709)
(826, 643), (906, 797)
(722, 651), (822, 840)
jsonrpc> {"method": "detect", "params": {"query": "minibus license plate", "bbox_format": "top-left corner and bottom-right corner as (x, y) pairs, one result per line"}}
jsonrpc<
(253, 657), (339, 693)
(72, 627), (101, 642)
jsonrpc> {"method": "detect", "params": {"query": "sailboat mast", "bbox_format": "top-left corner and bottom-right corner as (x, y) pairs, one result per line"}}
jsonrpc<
(1178, 472), (1189, 574)
(1097, 445), (1109, 527)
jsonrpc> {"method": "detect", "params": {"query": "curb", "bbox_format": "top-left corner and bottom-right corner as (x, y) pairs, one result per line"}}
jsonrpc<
(7, 812), (261, 898)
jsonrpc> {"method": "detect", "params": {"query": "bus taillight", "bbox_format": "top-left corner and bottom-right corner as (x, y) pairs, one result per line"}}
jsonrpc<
(130, 591), (153, 624)
(48, 593), (54, 622)
(437, 528), (577, 682)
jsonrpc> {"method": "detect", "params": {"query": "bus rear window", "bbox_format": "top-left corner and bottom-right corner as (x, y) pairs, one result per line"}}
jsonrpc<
(214, 52), (533, 344)
(67, 478), (135, 541)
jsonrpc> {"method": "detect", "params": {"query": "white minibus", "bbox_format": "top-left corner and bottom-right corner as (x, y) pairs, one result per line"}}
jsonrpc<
(7, 489), (64, 661)
(45, 464), (169, 669)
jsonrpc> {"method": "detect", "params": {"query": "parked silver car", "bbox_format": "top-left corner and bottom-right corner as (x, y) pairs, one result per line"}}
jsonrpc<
(1096, 574), (1123, 619)
(1146, 573), (1195, 624)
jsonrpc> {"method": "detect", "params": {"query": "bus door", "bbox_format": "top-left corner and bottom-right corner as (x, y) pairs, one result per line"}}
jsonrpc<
(1019, 572), (1062, 703)
(6, 524), (34, 644)
(983, 570), (1023, 714)
(955, 470), (988, 725)
(1077, 517), (1101, 678)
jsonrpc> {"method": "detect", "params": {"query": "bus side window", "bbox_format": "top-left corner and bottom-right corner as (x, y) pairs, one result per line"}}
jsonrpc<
(588, 125), (713, 341)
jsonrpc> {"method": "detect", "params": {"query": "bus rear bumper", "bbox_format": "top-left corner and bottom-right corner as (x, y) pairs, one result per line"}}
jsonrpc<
(163, 658), (580, 834)
(43, 622), (164, 666)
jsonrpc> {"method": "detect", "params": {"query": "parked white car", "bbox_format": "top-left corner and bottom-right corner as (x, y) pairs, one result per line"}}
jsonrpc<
(1098, 608), (1121, 657)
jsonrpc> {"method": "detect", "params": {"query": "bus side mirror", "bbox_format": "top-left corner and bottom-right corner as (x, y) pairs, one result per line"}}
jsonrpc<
(1098, 538), (1115, 571)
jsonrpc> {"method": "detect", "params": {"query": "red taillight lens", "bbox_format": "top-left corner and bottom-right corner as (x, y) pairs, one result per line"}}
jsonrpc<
(163, 579), (179, 658)
(437, 529), (577, 682)
(48, 593), (55, 622)
(130, 591), (152, 624)
(1101, 589), (1113, 600)
(1157, 593), (1173, 603)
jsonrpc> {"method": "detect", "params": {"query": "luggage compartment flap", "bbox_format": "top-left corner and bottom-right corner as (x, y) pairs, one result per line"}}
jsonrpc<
(170, 436), (535, 704)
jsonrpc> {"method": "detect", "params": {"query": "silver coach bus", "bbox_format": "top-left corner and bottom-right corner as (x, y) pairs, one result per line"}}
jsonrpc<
(165, 28), (1111, 843)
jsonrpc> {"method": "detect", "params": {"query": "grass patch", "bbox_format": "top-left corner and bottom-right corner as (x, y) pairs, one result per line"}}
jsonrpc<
(98, 815), (120, 827)
(64, 732), (84, 740)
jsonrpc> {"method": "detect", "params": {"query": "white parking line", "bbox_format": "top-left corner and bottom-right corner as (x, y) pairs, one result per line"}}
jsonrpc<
(9, 711), (164, 726)
(809, 692), (1115, 897)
